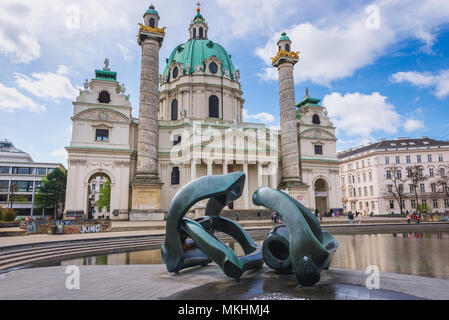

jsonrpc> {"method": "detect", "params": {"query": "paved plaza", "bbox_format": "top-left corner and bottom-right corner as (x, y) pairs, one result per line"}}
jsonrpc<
(0, 264), (448, 300)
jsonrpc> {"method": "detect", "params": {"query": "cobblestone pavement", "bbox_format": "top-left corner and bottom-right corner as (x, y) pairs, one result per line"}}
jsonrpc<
(0, 265), (448, 300)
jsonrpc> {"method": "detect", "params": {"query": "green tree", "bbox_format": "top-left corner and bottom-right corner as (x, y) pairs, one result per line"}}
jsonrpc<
(35, 168), (67, 219)
(8, 181), (17, 209)
(96, 179), (111, 213)
(418, 202), (430, 214)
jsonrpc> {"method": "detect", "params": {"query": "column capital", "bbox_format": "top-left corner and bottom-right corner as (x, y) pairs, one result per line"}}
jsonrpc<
(137, 24), (165, 46)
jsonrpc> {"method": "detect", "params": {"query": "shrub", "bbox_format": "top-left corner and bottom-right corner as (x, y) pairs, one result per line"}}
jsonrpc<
(0, 208), (18, 222)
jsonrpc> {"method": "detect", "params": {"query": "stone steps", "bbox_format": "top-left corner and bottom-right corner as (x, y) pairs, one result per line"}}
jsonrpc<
(0, 228), (270, 272)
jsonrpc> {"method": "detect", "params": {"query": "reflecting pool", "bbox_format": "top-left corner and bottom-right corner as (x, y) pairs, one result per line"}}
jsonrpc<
(34, 232), (449, 280)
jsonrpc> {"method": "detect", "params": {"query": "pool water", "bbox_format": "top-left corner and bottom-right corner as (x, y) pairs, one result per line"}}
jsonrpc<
(37, 232), (449, 280)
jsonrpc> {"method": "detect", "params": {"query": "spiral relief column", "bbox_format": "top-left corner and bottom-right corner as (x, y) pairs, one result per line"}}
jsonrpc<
(272, 32), (309, 202)
(131, 5), (166, 221)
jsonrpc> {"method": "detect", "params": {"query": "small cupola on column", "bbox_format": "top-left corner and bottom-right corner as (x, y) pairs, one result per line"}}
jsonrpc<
(278, 32), (292, 52)
(143, 4), (160, 28)
(189, 2), (208, 40)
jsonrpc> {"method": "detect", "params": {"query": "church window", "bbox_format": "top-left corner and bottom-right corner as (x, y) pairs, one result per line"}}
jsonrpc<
(149, 18), (155, 28)
(193, 28), (197, 39)
(312, 114), (320, 125)
(95, 129), (109, 142)
(172, 67), (179, 79)
(171, 167), (180, 185)
(314, 145), (323, 155)
(209, 62), (218, 74)
(199, 27), (204, 39)
(171, 99), (178, 121)
(98, 91), (111, 104)
(209, 95), (219, 118)
(285, 43), (290, 52)
(173, 135), (182, 146)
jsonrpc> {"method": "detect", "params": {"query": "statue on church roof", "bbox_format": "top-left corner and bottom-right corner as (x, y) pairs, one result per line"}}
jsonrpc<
(103, 58), (110, 71)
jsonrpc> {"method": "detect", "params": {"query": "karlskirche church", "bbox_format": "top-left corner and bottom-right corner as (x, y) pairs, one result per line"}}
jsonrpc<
(65, 4), (342, 221)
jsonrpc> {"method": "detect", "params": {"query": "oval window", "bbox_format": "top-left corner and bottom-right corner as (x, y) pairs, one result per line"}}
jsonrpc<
(98, 91), (111, 104)
(172, 67), (179, 79)
(209, 62), (218, 74)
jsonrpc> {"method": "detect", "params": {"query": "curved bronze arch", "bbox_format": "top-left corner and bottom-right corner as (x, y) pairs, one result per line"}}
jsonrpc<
(161, 172), (263, 278)
(253, 187), (338, 287)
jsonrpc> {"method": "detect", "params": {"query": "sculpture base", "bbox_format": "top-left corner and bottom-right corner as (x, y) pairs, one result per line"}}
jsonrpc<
(129, 210), (165, 221)
(130, 182), (164, 221)
(278, 182), (310, 208)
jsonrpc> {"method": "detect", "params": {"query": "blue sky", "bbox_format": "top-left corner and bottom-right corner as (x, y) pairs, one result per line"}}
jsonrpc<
(1, 0), (449, 167)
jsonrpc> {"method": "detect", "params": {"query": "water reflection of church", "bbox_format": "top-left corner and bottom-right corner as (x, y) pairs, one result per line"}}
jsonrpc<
(64, 4), (342, 220)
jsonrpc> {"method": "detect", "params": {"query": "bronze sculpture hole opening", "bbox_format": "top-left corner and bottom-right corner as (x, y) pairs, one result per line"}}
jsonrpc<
(268, 240), (289, 261)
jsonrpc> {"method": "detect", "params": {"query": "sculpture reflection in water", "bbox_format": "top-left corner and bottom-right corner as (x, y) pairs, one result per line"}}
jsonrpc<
(162, 173), (338, 287)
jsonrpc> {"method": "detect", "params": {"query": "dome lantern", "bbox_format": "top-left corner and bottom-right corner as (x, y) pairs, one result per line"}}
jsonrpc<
(278, 32), (292, 52)
(143, 4), (160, 28)
(189, 2), (208, 40)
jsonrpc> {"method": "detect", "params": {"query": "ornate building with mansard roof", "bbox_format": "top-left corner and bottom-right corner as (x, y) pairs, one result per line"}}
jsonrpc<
(64, 4), (342, 220)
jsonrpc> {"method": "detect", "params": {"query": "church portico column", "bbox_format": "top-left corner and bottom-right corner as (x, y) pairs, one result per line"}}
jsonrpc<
(207, 161), (213, 176)
(243, 163), (249, 209)
(257, 162), (263, 188)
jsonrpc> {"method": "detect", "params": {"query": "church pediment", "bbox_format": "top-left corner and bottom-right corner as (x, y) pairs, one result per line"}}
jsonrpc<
(73, 108), (131, 123)
(299, 128), (336, 141)
(170, 127), (280, 156)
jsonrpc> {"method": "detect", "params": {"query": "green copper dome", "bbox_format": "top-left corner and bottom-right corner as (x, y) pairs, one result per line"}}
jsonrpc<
(163, 39), (236, 81)
(144, 5), (159, 17)
(278, 32), (290, 43)
(194, 13), (205, 23)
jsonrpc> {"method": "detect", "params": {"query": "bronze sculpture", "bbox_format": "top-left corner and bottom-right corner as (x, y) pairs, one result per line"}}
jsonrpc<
(162, 173), (338, 286)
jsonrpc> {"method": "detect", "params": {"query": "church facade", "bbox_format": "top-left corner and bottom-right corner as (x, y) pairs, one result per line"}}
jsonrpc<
(65, 5), (342, 220)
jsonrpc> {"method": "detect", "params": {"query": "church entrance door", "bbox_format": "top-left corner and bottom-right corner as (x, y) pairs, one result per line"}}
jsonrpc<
(314, 178), (329, 216)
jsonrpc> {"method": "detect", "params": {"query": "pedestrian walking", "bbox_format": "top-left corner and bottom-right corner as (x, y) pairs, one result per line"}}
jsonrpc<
(257, 212), (261, 221)
(271, 212), (275, 223)
(357, 212), (362, 224)
(348, 211), (354, 225)
(406, 212), (411, 224)
(235, 211), (239, 222)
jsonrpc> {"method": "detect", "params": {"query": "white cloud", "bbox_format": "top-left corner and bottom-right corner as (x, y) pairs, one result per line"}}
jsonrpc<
(117, 43), (134, 62)
(403, 119), (426, 132)
(0, 83), (46, 113)
(391, 69), (449, 98)
(51, 148), (68, 158)
(14, 66), (78, 100)
(215, 0), (286, 38)
(243, 109), (276, 123)
(257, 20), (394, 84)
(323, 92), (401, 139)
(0, 2), (40, 63)
(323, 92), (427, 145)
(256, 0), (449, 85)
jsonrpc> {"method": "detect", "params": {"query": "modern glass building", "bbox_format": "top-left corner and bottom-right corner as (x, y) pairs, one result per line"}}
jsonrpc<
(0, 140), (65, 217)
